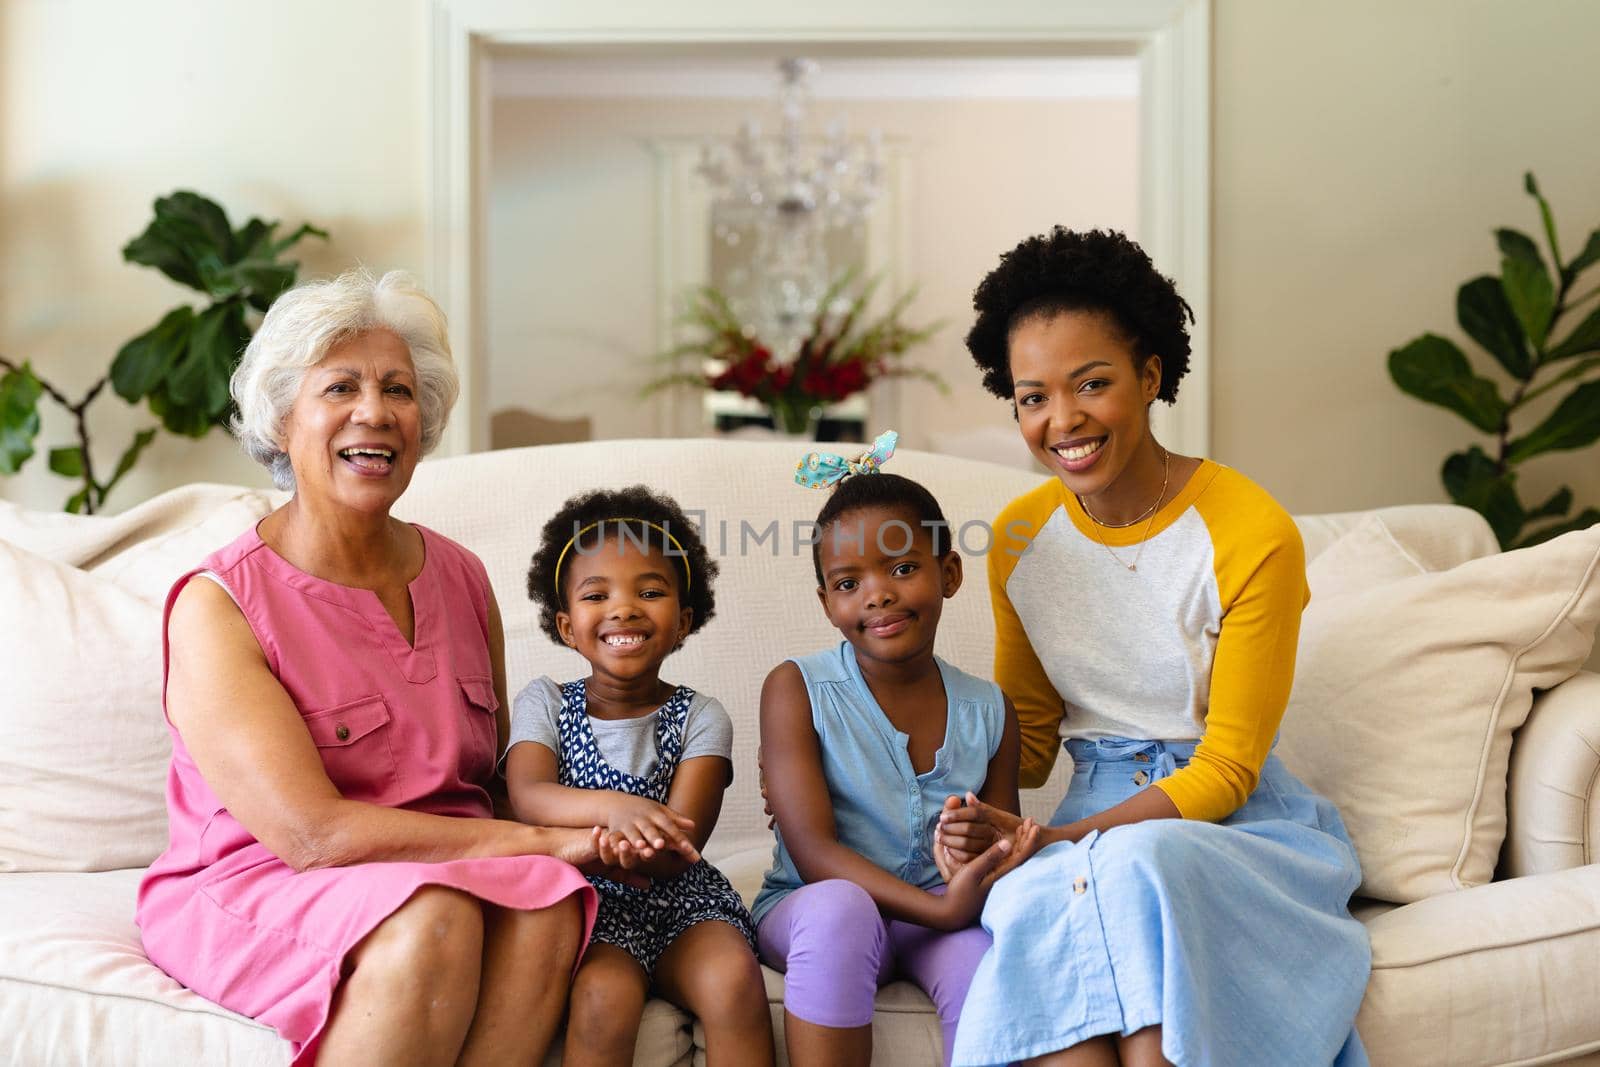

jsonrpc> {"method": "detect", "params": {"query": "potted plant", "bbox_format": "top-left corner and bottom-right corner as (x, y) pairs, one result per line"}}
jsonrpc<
(646, 275), (945, 437)
(1388, 173), (1600, 548)
(0, 191), (325, 512)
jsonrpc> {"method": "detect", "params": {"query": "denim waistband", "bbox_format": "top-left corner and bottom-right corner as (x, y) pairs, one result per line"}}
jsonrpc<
(1064, 737), (1199, 780)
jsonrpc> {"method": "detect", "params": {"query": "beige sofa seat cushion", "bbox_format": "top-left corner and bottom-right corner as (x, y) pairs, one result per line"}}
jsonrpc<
(1358, 864), (1600, 1066)
(0, 869), (694, 1067)
(0, 869), (285, 1066)
(1278, 518), (1600, 902)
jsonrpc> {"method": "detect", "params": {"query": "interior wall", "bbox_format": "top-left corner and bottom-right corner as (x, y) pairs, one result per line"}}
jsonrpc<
(7, 0), (1600, 538)
(1213, 0), (1600, 522)
(487, 92), (1139, 450)
(0, 0), (427, 513)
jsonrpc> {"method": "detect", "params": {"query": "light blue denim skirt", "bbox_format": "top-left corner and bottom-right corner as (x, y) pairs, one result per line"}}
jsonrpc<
(951, 738), (1371, 1067)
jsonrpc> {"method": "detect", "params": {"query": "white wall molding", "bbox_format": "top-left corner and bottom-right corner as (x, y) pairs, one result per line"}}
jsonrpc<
(429, 0), (1210, 456)
(491, 55), (1139, 101)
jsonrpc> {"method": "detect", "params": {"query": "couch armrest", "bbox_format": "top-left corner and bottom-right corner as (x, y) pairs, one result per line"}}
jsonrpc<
(1504, 670), (1600, 878)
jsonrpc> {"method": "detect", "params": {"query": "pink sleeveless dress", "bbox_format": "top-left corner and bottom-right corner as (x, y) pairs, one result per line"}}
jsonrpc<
(136, 524), (597, 1066)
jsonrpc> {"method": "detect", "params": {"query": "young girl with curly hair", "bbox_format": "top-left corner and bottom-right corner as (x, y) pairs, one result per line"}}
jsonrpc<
(504, 486), (773, 1067)
(942, 229), (1370, 1067)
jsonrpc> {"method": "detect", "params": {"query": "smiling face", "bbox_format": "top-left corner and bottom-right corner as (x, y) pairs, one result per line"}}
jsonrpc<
(816, 505), (962, 667)
(1009, 310), (1163, 509)
(281, 328), (421, 515)
(556, 532), (692, 687)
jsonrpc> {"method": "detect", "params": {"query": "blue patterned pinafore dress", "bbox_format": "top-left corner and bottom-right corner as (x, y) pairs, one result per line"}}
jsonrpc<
(555, 680), (755, 973)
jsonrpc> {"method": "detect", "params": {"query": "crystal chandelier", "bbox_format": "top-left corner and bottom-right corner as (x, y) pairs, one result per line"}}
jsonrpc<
(696, 57), (885, 359)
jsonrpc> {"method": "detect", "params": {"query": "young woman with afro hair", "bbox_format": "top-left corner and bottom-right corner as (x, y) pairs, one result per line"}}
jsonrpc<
(937, 229), (1370, 1067)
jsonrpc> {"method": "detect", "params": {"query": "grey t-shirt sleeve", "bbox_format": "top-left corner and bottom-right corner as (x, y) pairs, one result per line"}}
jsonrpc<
(500, 675), (563, 776)
(682, 692), (734, 779)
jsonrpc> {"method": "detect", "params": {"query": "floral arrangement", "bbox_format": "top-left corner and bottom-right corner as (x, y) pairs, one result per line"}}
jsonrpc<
(646, 276), (945, 434)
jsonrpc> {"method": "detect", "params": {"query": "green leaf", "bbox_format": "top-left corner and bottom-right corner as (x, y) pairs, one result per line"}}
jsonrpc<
(223, 260), (297, 311)
(234, 217), (277, 261)
(1514, 507), (1600, 549)
(1441, 446), (1525, 549)
(1388, 334), (1507, 433)
(1566, 229), (1600, 282)
(122, 229), (203, 290)
(1502, 255), (1557, 351)
(122, 191), (236, 291)
(1507, 378), (1600, 462)
(64, 487), (90, 515)
(110, 306), (195, 402)
(101, 428), (158, 499)
(1497, 228), (1546, 273)
(47, 445), (83, 478)
(1546, 302), (1600, 361)
(0, 364), (44, 474)
(1526, 486), (1572, 521)
(1457, 275), (1530, 379)
(169, 300), (247, 419)
(147, 385), (213, 438)
(1524, 172), (1564, 273)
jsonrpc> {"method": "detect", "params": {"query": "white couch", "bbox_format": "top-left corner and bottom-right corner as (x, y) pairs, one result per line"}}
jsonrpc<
(3, 439), (1599, 1066)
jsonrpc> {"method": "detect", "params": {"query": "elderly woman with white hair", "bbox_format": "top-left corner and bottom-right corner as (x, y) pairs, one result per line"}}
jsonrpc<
(136, 271), (602, 1067)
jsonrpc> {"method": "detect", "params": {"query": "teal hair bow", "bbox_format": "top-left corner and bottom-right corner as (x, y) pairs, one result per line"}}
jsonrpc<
(794, 430), (898, 489)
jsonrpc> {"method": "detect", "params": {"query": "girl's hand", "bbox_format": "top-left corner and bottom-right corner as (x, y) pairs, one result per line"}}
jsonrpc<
(586, 827), (652, 888)
(607, 795), (700, 860)
(934, 818), (1043, 929)
(934, 794), (1001, 872)
(936, 791), (1021, 869)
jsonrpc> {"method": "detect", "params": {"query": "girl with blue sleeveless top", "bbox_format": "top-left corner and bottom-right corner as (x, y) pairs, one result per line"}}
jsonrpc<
(503, 487), (774, 1067)
(756, 436), (1042, 1067)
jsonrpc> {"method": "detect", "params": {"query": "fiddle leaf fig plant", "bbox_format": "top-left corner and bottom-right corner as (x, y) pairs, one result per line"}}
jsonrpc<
(0, 191), (325, 513)
(1388, 173), (1600, 549)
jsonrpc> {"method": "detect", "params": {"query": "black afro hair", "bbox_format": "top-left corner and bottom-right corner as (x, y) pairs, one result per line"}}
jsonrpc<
(811, 472), (952, 586)
(966, 227), (1194, 404)
(527, 485), (717, 645)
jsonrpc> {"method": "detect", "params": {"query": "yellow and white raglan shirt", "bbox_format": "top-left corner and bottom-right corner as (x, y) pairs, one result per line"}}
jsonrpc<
(989, 460), (1309, 823)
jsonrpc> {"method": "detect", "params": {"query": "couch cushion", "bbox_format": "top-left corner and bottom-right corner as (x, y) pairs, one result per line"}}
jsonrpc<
(0, 869), (693, 1067)
(1358, 864), (1600, 1066)
(1277, 517), (1600, 902)
(0, 869), (285, 1066)
(0, 483), (278, 577)
(1295, 503), (1499, 570)
(0, 540), (171, 872)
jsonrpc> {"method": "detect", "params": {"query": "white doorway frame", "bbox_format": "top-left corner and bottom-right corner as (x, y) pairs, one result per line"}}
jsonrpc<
(428, 0), (1210, 458)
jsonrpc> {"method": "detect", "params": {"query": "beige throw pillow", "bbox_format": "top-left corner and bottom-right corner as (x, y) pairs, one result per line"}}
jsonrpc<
(1277, 518), (1600, 903)
(0, 539), (171, 872)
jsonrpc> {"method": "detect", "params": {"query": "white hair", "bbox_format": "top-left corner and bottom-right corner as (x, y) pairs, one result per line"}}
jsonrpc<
(230, 270), (459, 491)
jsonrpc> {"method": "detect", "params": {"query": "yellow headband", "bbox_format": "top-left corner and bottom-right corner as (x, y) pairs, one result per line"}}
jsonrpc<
(553, 518), (692, 599)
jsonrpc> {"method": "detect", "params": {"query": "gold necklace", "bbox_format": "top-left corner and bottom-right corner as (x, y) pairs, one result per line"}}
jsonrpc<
(1079, 448), (1170, 573)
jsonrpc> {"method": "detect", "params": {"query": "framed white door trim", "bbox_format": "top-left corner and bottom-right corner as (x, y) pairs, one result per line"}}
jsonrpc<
(428, 0), (1211, 457)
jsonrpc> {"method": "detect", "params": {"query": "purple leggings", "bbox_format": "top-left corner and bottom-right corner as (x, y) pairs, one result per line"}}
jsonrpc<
(756, 879), (991, 1067)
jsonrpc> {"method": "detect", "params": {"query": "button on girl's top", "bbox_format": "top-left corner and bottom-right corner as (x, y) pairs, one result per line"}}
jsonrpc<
(752, 641), (1006, 925)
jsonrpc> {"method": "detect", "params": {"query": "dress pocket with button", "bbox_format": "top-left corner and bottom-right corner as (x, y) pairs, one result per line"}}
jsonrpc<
(302, 695), (397, 798)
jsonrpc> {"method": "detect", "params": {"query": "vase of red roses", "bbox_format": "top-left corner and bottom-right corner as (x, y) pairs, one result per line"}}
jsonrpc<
(646, 275), (944, 438)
